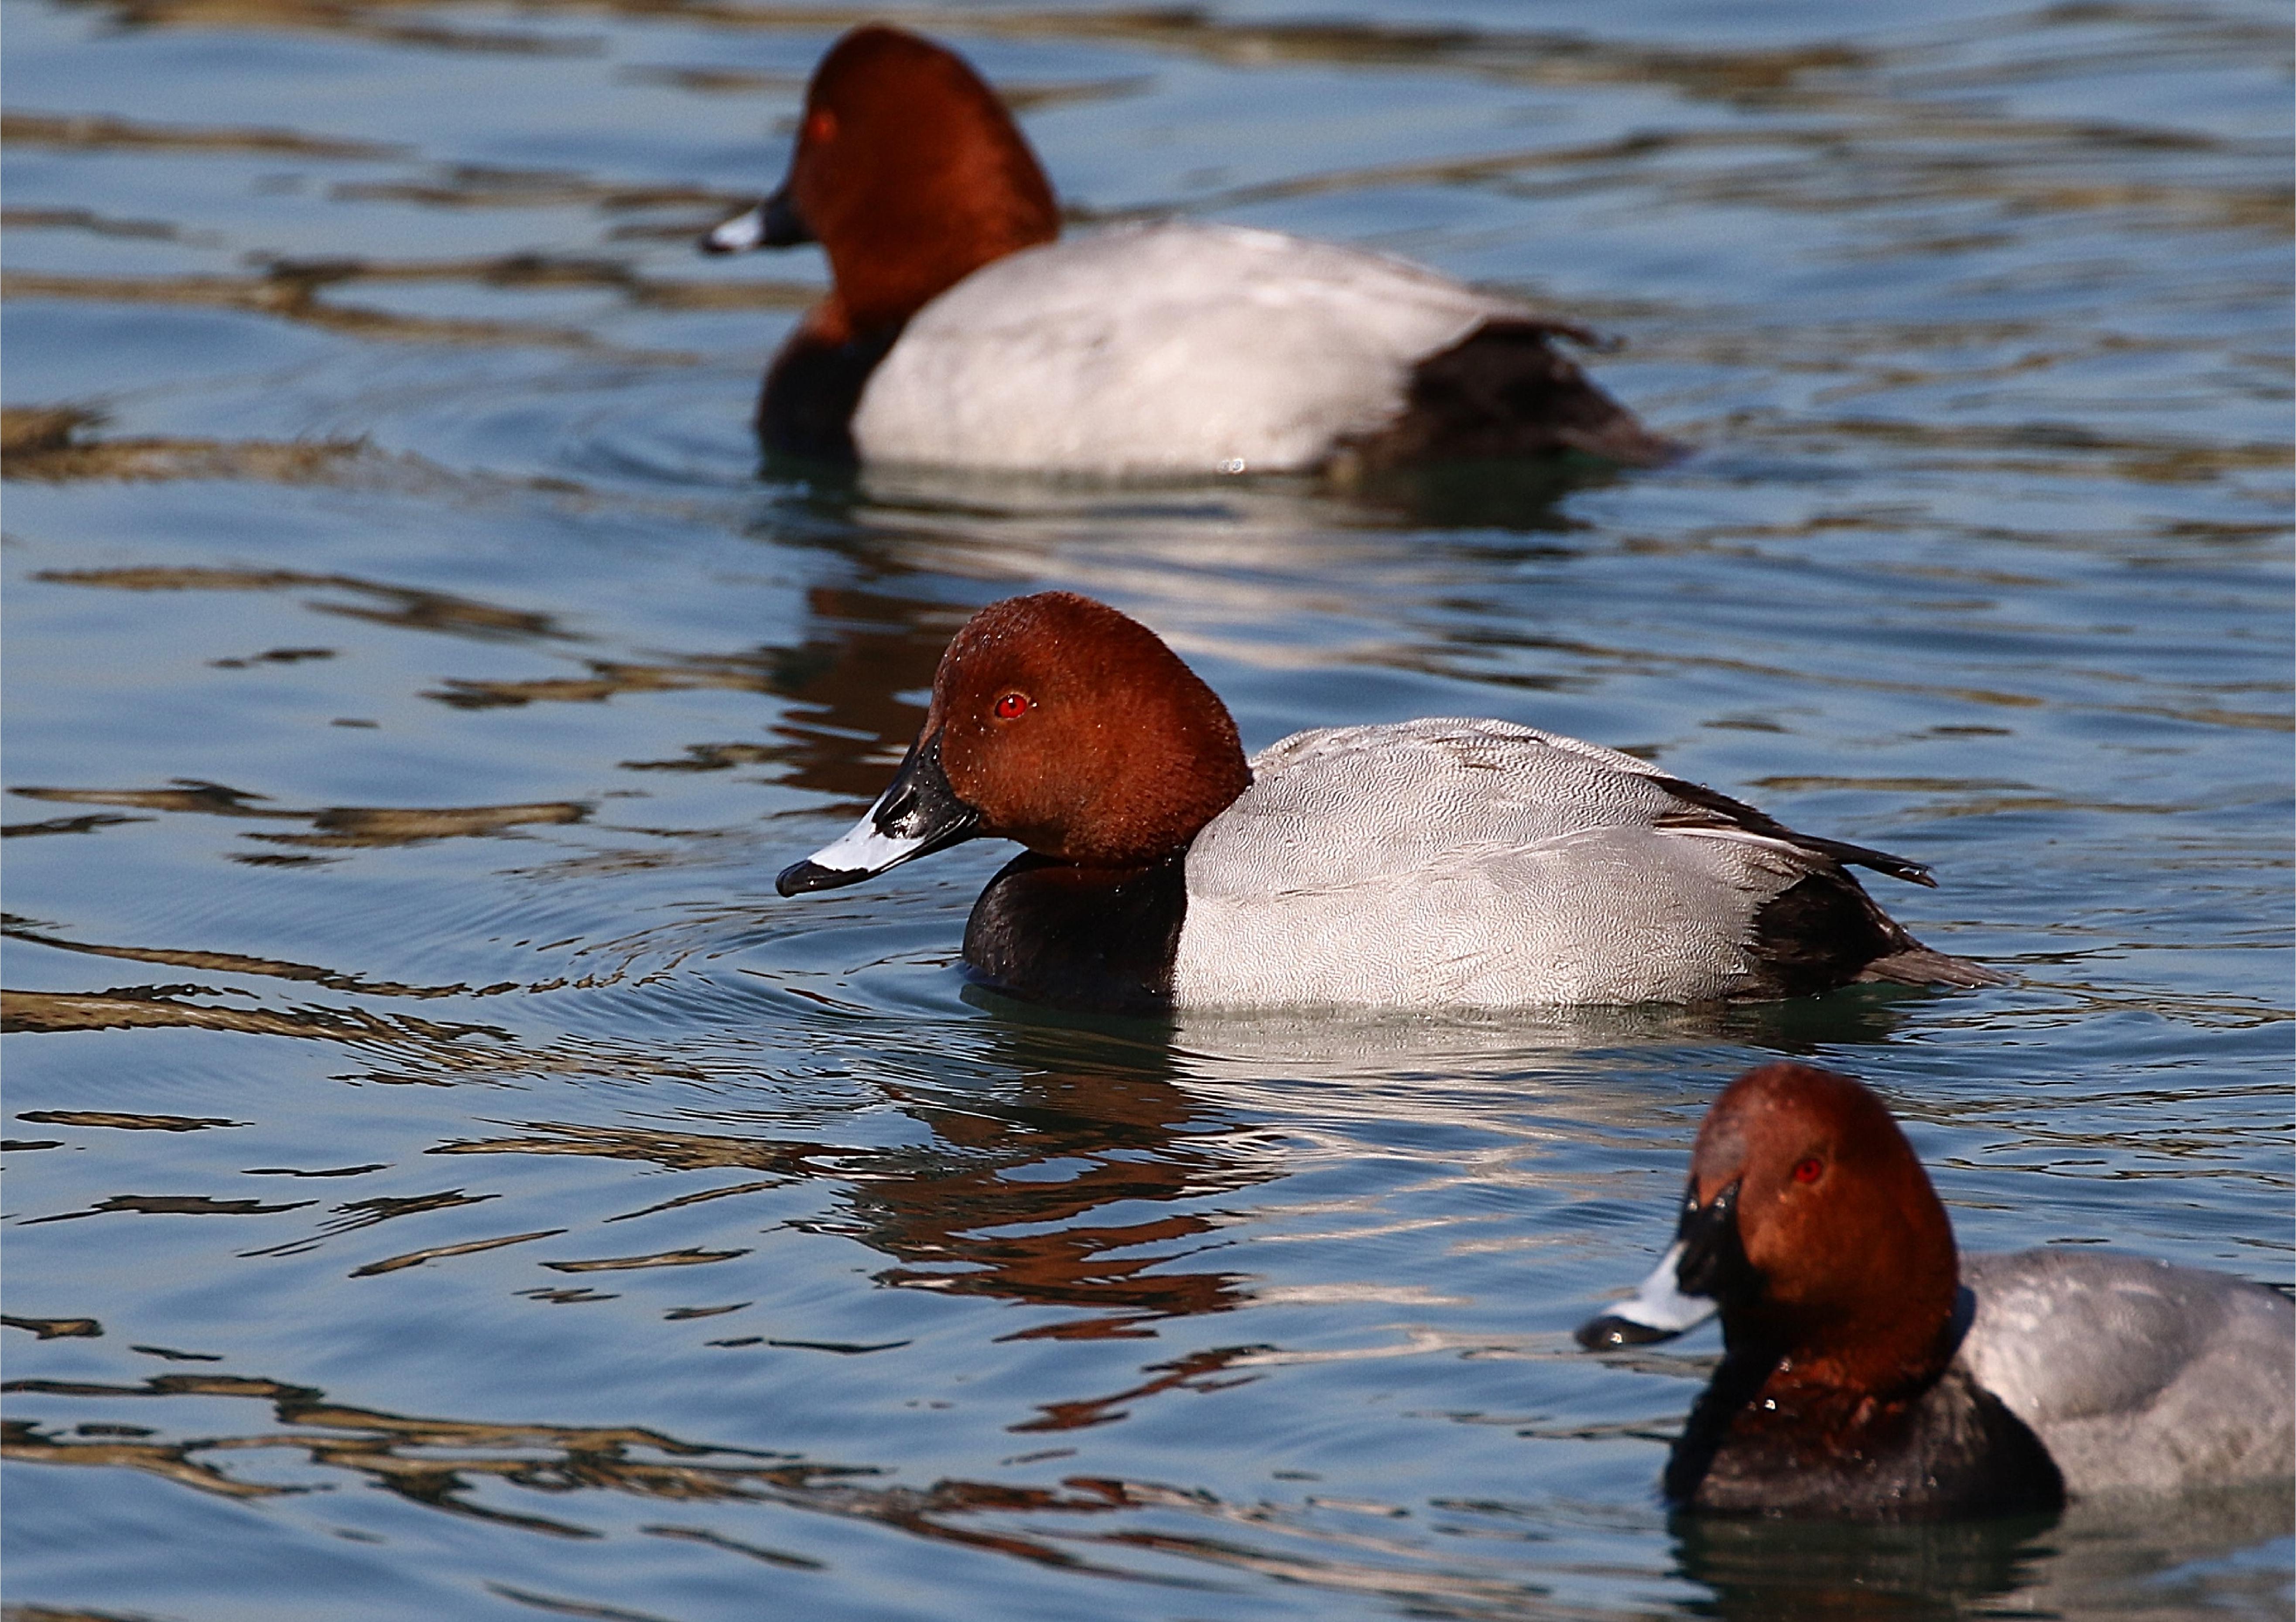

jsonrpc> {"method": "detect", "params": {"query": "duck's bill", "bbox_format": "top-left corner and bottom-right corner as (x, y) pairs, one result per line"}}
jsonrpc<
(698, 188), (813, 254)
(776, 809), (932, 894)
(1574, 1242), (1718, 1350)
(777, 734), (980, 896)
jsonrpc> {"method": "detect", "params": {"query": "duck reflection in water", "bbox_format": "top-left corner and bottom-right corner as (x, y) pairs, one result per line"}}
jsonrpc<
(824, 1047), (1270, 1349)
(430, 1017), (1278, 1366)
(1670, 1488), (2296, 1622)
(743, 577), (965, 803)
(0, 1367), (1156, 1566)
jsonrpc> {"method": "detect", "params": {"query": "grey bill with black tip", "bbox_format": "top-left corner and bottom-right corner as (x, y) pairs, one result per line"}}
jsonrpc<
(777, 734), (980, 895)
(1575, 1241), (1718, 1349)
(699, 187), (813, 254)
(1575, 1177), (1746, 1350)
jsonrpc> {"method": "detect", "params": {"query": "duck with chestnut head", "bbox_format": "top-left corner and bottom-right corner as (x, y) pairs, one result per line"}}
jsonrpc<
(778, 593), (2002, 1013)
(1578, 1063), (2294, 1519)
(704, 25), (1675, 477)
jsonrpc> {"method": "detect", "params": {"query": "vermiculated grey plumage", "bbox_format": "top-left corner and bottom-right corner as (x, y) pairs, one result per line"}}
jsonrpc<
(1170, 719), (2000, 1007)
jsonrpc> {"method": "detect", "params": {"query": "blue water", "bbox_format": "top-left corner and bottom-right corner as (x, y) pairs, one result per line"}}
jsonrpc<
(3, 1), (2290, 1618)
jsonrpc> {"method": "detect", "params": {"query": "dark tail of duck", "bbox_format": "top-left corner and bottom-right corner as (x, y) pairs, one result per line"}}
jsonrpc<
(1855, 947), (2014, 990)
(1747, 865), (2009, 997)
(1337, 318), (1683, 472)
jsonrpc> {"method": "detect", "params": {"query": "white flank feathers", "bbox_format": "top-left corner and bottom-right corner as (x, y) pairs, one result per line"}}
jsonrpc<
(852, 221), (1527, 477)
(1169, 719), (1840, 1007)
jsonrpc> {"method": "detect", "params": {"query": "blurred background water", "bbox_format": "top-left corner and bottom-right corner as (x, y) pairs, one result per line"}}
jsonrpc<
(2, 0), (2290, 1617)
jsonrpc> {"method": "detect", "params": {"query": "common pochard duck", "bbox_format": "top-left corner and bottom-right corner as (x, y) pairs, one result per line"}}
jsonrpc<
(702, 25), (1675, 477)
(776, 592), (2002, 1011)
(1578, 1063), (2295, 1518)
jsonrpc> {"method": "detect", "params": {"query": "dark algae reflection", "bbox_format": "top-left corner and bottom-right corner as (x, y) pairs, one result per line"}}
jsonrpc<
(3, 0), (2290, 1619)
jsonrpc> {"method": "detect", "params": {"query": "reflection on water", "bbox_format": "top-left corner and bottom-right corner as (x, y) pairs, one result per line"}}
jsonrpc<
(845, 455), (1608, 539)
(1, 1369), (1454, 1586)
(4, 0), (2289, 1615)
(1672, 1488), (2295, 1622)
(9, 1363), (2288, 1618)
(1168, 990), (1939, 1078)
(31, 563), (575, 639)
(424, 1055), (1272, 1340)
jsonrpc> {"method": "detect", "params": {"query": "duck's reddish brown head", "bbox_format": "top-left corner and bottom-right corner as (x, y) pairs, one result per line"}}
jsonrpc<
(704, 25), (1059, 338)
(1577, 1063), (1961, 1402)
(1691, 1064), (1960, 1394)
(778, 592), (1251, 895)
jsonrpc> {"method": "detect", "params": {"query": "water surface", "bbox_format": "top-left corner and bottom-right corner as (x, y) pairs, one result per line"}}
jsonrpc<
(3, 0), (2291, 1618)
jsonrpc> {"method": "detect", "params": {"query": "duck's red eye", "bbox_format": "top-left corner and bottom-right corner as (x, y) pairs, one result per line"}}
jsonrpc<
(1792, 1156), (1824, 1185)
(993, 691), (1031, 720)
(805, 108), (837, 145)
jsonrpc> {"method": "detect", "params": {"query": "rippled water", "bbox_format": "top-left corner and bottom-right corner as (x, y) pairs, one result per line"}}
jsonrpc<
(4, 0), (2291, 1617)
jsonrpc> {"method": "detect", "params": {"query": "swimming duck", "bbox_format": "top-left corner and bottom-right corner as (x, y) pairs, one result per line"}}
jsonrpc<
(1578, 1062), (2295, 1518)
(702, 25), (1675, 477)
(777, 592), (2001, 1011)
